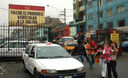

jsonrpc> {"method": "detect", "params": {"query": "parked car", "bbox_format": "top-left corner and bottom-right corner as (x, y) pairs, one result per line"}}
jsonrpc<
(0, 40), (28, 57)
(23, 42), (86, 78)
(28, 40), (40, 44)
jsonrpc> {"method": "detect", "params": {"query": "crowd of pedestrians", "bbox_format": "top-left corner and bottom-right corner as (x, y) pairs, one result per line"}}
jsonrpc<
(72, 37), (118, 78)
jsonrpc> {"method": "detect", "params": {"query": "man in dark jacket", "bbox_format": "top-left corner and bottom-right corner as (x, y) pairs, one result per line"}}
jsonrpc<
(72, 39), (88, 62)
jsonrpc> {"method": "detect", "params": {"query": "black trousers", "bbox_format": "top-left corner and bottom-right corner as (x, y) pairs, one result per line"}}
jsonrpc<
(107, 61), (118, 78)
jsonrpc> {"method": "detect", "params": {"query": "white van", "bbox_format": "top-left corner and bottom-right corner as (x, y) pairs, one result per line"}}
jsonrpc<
(23, 43), (86, 78)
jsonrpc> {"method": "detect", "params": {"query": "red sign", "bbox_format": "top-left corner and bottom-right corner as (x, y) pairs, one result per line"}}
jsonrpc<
(9, 4), (45, 11)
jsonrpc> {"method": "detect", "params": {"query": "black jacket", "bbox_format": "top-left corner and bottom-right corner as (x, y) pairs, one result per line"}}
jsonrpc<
(72, 44), (87, 55)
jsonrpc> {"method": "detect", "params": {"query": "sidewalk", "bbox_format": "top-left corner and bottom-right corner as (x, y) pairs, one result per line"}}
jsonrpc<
(83, 52), (128, 78)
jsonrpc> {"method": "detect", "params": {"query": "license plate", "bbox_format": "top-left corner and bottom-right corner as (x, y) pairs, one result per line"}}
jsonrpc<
(64, 76), (72, 78)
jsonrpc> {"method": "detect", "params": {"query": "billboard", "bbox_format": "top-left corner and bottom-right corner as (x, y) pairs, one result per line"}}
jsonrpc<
(9, 4), (45, 26)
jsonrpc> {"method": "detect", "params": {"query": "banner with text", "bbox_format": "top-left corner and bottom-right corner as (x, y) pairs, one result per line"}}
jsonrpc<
(110, 30), (119, 44)
(9, 4), (45, 26)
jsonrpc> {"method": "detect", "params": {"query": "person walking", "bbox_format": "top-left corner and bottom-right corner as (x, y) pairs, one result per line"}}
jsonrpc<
(86, 38), (96, 70)
(72, 39), (88, 63)
(107, 42), (118, 78)
(97, 43), (108, 78)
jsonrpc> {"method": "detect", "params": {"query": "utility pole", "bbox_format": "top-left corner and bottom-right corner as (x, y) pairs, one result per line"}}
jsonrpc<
(97, 0), (100, 29)
(64, 8), (66, 26)
(59, 8), (66, 36)
(60, 8), (66, 26)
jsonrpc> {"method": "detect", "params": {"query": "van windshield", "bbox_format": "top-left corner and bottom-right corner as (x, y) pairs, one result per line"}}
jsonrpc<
(61, 38), (73, 42)
(36, 46), (71, 58)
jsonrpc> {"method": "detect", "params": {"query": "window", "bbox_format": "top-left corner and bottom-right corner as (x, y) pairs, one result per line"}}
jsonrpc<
(73, 14), (76, 19)
(107, 8), (112, 16)
(79, 1), (83, 7)
(88, 13), (93, 20)
(1, 43), (9, 48)
(88, 26), (94, 31)
(99, 24), (103, 29)
(106, 0), (113, 3)
(75, 11), (84, 22)
(79, 11), (84, 20)
(88, 3), (93, 9)
(99, 11), (103, 17)
(36, 46), (71, 58)
(117, 5), (125, 14)
(73, 4), (76, 9)
(107, 22), (113, 29)
(82, 0), (86, 5)
(118, 20), (125, 27)
(99, 0), (103, 5)
(30, 46), (35, 58)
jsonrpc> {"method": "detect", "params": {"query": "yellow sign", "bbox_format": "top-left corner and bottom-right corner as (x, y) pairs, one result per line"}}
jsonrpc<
(125, 27), (128, 31)
(110, 31), (119, 43)
(9, 4), (45, 27)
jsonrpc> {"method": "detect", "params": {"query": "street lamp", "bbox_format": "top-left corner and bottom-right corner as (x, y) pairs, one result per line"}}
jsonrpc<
(46, 5), (61, 41)
(46, 5), (60, 18)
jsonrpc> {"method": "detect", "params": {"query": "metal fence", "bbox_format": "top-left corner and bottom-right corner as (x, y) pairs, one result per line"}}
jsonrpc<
(0, 23), (51, 58)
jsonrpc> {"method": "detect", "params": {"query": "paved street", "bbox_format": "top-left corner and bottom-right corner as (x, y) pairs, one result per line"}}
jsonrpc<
(0, 52), (128, 78)
(84, 52), (128, 78)
(0, 61), (32, 78)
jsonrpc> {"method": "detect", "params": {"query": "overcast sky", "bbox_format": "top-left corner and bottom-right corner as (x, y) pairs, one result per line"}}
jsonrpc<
(0, 0), (73, 24)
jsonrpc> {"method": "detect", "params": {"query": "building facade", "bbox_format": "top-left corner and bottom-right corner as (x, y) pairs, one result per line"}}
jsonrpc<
(86, 0), (128, 31)
(73, 0), (87, 34)
(73, 0), (128, 33)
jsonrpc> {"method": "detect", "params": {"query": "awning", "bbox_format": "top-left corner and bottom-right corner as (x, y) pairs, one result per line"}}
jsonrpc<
(114, 26), (128, 32)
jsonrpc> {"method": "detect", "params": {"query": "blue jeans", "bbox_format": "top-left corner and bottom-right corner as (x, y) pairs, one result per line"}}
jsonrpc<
(75, 55), (84, 62)
(88, 54), (95, 69)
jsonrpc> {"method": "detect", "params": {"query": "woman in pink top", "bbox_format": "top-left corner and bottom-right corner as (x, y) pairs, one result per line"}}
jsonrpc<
(107, 42), (118, 78)
(103, 44), (112, 62)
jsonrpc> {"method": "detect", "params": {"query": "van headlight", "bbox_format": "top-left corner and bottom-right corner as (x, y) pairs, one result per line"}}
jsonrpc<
(41, 69), (57, 74)
(77, 67), (85, 72)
